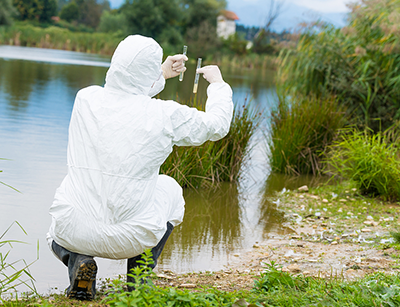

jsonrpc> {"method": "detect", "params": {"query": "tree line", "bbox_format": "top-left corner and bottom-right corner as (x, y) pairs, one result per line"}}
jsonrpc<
(0, 0), (281, 57)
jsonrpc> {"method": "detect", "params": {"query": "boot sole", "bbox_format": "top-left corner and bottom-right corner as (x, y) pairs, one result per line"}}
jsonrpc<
(67, 259), (97, 300)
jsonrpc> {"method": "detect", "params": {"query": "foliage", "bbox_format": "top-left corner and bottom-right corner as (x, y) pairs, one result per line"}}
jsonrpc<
(0, 0), (16, 26)
(183, 0), (226, 30)
(278, 0), (400, 131)
(324, 126), (400, 201)
(59, 1), (79, 23)
(253, 262), (400, 306)
(161, 99), (260, 188)
(13, 0), (57, 23)
(185, 21), (220, 59)
(74, 0), (106, 29)
(122, 0), (183, 45)
(104, 249), (241, 306)
(253, 29), (277, 55)
(221, 33), (248, 56)
(267, 93), (347, 175)
(0, 222), (37, 297)
(391, 230), (400, 244)
(0, 23), (123, 55)
(97, 10), (128, 34)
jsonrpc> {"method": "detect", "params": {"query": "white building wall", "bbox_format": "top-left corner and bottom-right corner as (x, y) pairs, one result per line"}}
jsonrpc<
(217, 16), (237, 39)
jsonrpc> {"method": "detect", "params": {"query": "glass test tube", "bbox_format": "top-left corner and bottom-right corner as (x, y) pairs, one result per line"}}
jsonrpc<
(193, 58), (202, 94)
(179, 45), (188, 82)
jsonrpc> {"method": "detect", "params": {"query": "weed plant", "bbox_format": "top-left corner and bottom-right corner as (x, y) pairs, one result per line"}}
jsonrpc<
(278, 0), (400, 131)
(254, 262), (400, 306)
(0, 222), (36, 297)
(161, 99), (260, 188)
(267, 94), (346, 175)
(325, 126), (400, 201)
(104, 249), (241, 306)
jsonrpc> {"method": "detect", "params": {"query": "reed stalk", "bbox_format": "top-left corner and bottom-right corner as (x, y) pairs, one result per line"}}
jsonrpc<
(160, 98), (260, 188)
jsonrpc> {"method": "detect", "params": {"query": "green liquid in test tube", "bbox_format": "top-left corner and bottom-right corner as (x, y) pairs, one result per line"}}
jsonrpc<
(193, 58), (202, 93)
(179, 45), (188, 82)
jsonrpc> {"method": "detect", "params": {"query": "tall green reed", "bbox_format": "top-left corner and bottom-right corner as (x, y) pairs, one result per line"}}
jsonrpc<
(0, 222), (37, 297)
(0, 23), (123, 55)
(324, 125), (400, 201)
(160, 98), (260, 188)
(267, 94), (346, 175)
(278, 0), (400, 131)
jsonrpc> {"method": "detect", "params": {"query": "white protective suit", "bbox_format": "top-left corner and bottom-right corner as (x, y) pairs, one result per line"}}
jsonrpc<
(48, 35), (233, 259)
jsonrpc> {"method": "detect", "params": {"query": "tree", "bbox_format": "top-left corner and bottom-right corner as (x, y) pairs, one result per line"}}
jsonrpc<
(182, 0), (226, 30)
(75, 0), (107, 28)
(0, 0), (16, 25)
(122, 0), (182, 44)
(59, 1), (79, 22)
(13, 0), (57, 22)
(253, 0), (285, 54)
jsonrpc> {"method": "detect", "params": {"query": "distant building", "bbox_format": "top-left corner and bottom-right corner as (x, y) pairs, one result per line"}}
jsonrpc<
(217, 10), (240, 39)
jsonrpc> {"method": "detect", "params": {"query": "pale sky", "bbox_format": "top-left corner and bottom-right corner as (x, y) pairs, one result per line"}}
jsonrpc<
(285, 0), (351, 13)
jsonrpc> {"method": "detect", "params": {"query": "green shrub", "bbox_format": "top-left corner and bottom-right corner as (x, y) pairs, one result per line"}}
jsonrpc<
(160, 99), (260, 188)
(325, 126), (400, 201)
(278, 0), (400, 131)
(267, 94), (346, 175)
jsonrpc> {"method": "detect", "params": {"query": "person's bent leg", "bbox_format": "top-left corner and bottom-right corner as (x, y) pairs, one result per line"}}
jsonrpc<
(127, 222), (174, 290)
(51, 241), (97, 300)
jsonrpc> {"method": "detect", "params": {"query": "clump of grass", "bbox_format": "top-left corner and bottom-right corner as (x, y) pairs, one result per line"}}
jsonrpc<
(160, 99), (260, 188)
(325, 126), (400, 201)
(254, 262), (400, 306)
(267, 94), (346, 175)
(0, 222), (37, 297)
(391, 230), (400, 245)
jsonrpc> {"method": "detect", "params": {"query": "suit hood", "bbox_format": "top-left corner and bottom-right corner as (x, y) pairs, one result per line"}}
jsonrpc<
(105, 35), (164, 96)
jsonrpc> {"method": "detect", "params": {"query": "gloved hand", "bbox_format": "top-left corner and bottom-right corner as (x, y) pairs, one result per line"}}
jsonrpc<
(197, 65), (224, 84)
(161, 54), (188, 79)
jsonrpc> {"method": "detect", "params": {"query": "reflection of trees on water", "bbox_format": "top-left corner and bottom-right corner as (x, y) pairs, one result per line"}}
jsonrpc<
(161, 182), (241, 260)
(0, 59), (107, 114)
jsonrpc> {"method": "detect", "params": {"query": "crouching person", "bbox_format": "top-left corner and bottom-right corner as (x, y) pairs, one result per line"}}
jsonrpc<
(47, 35), (233, 300)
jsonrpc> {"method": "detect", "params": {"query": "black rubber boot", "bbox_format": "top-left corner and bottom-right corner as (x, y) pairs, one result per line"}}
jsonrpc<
(51, 241), (97, 300)
(127, 222), (174, 291)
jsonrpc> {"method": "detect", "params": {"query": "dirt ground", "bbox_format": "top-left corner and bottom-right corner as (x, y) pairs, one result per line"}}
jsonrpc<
(152, 187), (400, 292)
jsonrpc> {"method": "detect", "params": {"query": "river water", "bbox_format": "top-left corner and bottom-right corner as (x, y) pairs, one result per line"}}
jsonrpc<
(0, 46), (309, 294)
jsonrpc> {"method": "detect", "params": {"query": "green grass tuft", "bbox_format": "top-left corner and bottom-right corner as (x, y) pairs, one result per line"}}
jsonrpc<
(325, 126), (400, 201)
(161, 98), (260, 188)
(267, 93), (346, 175)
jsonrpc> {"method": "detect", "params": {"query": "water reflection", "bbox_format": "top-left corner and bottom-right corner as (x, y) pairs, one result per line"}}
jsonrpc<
(0, 47), (280, 293)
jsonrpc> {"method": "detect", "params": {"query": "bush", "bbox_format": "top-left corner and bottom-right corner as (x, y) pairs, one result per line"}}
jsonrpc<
(267, 94), (346, 175)
(325, 126), (400, 201)
(160, 99), (260, 188)
(278, 0), (400, 131)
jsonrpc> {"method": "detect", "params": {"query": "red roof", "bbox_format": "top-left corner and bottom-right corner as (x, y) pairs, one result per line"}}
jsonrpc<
(221, 10), (239, 21)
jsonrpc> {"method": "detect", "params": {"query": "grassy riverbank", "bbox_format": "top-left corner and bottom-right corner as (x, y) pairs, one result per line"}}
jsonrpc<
(2, 180), (400, 306)
(0, 23), (278, 69)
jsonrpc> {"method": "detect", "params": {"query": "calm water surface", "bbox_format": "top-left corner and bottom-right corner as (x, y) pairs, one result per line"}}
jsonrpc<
(0, 46), (307, 294)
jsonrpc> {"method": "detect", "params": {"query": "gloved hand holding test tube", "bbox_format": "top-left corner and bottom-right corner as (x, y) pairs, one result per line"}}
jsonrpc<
(193, 58), (202, 93)
(179, 46), (188, 82)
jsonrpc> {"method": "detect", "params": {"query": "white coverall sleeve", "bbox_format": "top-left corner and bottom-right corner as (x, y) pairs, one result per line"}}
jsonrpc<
(164, 82), (233, 146)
